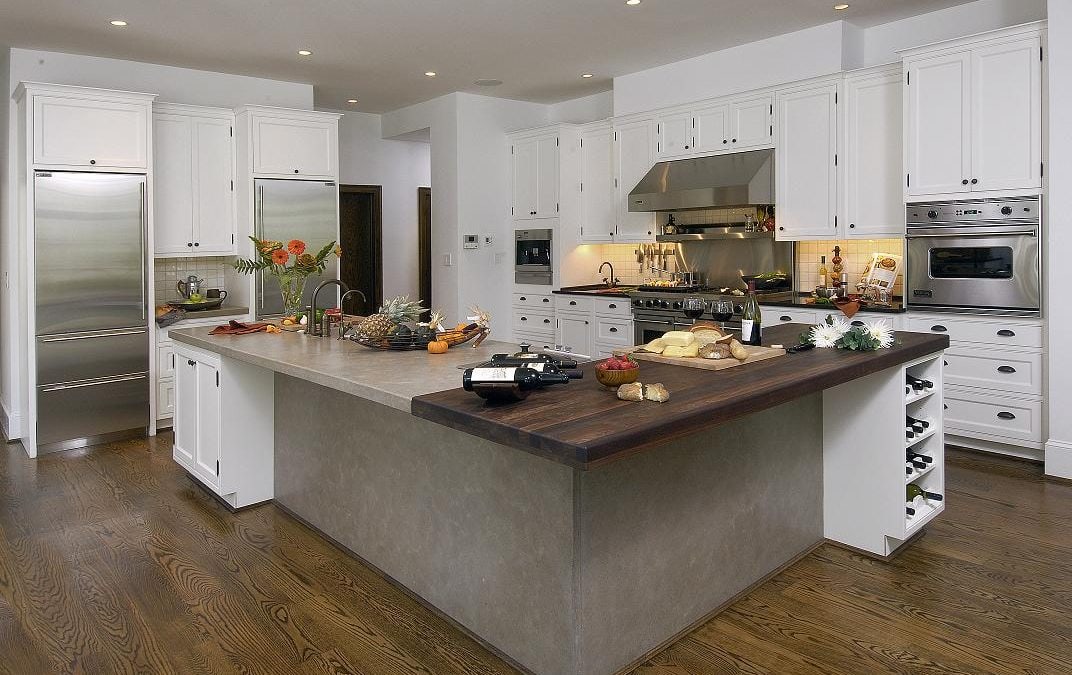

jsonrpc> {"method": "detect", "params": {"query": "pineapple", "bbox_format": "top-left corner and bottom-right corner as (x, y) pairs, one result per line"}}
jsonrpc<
(356, 295), (424, 341)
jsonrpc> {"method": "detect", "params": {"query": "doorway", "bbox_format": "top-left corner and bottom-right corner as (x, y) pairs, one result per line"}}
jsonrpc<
(418, 187), (432, 313)
(339, 185), (382, 315)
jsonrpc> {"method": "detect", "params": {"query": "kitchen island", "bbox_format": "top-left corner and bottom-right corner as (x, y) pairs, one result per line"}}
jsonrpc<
(170, 324), (948, 675)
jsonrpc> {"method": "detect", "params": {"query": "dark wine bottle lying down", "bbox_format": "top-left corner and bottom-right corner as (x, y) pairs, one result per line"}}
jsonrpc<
(463, 366), (573, 402)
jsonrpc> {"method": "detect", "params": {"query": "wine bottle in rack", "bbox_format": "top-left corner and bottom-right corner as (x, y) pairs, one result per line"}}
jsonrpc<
(907, 451), (933, 465)
(906, 484), (944, 503)
(906, 427), (916, 440)
(906, 463), (914, 476)
(906, 374), (934, 391)
(907, 457), (927, 470)
(906, 415), (930, 432)
(906, 506), (916, 517)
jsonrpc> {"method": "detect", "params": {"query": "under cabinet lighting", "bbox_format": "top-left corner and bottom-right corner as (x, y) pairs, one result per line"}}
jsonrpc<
(109, 20), (128, 26)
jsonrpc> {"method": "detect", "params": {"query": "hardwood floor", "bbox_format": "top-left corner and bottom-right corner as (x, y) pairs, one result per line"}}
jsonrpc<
(0, 436), (1069, 675)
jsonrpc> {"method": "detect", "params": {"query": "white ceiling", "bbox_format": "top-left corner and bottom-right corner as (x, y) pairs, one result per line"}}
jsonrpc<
(0, 0), (975, 113)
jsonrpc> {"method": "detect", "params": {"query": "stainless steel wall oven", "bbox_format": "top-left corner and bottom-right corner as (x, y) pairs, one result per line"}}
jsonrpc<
(515, 228), (553, 285)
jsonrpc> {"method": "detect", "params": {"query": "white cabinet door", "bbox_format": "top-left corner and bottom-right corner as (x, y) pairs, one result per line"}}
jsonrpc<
(729, 95), (774, 149)
(581, 128), (616, 243)
(194, 361), (221, 489)
(693, 104), (729, 154)
(843, 69), (904, 239)
(192, 118), (236, 254)
(556, 314), (591, 358)
(970, 37), (1043, 193)
(33, 96), (149, 169)
(615, 120), (656, 242)
(152, 114), (195, 254)
(252, 117), (336, 178)
(173, 356), (198, 467)
(776, 83), (838, 240)
(513, 138), (538, 219)
(655, 113), (693, 158)
(905, 53), (971, 197)
(157, 379), (176, 421)
(535, 135), (559, 218)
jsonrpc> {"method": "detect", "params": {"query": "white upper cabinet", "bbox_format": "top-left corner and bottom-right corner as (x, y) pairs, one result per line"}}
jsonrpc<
(693, 104), (729, 154)
(655, 113), (693, 159)
(153, 106), (236, 256)
(729, 95), (775, 149)
(970, 36), (1043, 193)
(614, 120), (657, 242)
(581, 126), (616, 243)
(31, 94), (150, 170)
(842, 68), (904, 239)
(248, 111), (338, 179)
(776, 82), (838, 241)
(512, 132), (559, 220)
(904, 27), (1042, 199)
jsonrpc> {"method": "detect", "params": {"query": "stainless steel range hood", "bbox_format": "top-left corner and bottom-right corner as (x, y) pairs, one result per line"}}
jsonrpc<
(628, 149), (774, 212)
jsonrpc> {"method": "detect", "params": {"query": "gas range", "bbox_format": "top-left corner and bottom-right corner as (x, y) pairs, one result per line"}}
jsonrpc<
(629, 288), (794, 343)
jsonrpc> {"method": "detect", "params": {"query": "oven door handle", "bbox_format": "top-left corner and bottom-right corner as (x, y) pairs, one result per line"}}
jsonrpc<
(906, 227), (1038, 238)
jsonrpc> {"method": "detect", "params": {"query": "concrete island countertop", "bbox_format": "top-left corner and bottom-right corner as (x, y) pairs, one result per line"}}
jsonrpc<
(168, 326), (521, 412)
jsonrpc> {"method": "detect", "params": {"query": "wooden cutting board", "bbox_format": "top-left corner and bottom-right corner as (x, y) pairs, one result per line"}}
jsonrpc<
(626, 344), (787, 371)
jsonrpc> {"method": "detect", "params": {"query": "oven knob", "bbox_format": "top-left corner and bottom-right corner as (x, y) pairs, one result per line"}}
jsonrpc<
(1001, 206), (1013, 216)
(633, 299), (643, 307)
(927, 210), (939, 219)
(734, 304), (744, 314)
(659, 300), (670, 309)
(645, 299), (656, 308)
(672, 301), (683, 310)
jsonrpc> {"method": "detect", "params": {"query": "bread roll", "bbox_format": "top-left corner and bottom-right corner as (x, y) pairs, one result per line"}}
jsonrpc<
(644, 383), (670, 402)
(617, 382), (645, 401)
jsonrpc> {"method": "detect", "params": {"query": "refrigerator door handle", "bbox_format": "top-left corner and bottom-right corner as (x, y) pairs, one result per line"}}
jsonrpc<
(139, 181), (147, 320)
(38, 328), (148, 342)
(40, 373), (148, 393)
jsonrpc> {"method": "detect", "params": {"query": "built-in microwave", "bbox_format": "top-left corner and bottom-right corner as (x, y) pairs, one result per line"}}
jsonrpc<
(515, 228), (553, 285)
(905, 197), (1041, 317)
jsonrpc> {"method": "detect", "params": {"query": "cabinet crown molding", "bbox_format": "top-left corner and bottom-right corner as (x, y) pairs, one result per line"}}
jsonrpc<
(897, 20), (1046, 59)
(233, 105), (342, 122)
(14, 81), (157, 104)
(153, 102), (235, 119)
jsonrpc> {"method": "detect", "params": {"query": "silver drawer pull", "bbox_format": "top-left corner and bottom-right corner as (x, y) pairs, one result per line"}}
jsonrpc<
(997, 365), (1017, 374)
(997, 411), (1016, 420)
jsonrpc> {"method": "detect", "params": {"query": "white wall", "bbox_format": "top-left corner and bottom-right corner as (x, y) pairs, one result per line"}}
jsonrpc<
(613, 22), (845, 117)
(1046, 0), (1072, 478)
(549, 91), (613, 124)
(859, 0), (1046, 68)
(333, 110), (431, 301)
(2, 50), (314, 439)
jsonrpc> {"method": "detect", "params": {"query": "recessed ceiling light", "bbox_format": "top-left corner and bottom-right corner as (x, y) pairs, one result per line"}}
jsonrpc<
(109, 20), (128, 26)
(425, 71), (437, 77)
(834, 3), (850, 9)
(581, 73), (594, 78)
(346, 99), (358, 104)
(626, 0), (641, 5)
(474, 79), (503, 87)
(297, 49), (313, 56)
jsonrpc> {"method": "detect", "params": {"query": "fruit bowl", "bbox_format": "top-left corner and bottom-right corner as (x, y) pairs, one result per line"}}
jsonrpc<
(594, 367), (639, 388)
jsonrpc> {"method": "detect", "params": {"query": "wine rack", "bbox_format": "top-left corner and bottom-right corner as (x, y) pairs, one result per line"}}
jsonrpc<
(822, 350), (946, 557)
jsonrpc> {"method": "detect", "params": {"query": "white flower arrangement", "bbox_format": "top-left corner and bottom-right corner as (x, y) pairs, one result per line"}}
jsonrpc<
(804, 315), (896, 351)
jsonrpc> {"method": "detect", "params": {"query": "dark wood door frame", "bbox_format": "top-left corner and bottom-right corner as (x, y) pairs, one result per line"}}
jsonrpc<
(418, 187), (432, 314)
(339, 184), (383, 311)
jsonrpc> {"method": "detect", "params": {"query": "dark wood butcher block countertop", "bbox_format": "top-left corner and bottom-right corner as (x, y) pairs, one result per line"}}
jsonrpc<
(411, 324), (949, 470)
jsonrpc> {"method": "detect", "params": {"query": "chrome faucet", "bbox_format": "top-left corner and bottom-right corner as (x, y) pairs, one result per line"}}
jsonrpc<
(308, 279), (349, 337)
(598, 261), (619, 288)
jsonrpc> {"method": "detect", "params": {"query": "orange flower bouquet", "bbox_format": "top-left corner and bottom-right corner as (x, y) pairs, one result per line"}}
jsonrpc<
(234, 236), (340, 317)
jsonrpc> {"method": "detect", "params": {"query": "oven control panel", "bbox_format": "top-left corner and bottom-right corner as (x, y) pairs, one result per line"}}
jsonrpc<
(907, 196), (1039, 226)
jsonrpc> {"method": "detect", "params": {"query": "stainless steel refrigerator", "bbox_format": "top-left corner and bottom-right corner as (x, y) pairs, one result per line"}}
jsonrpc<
(254, 179), (339, 317)
(34, 171), (150, 452)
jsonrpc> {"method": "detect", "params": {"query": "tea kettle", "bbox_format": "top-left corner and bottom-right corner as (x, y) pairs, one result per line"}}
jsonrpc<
(176, 275), (204, 299)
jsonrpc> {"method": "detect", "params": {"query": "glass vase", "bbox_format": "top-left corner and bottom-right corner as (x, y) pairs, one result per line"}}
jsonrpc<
(278, 274), (308, 318)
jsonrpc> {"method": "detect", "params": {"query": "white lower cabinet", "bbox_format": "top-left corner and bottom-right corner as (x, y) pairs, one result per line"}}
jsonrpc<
(157, 377), (176, 420)
(907, 312), (1045, 455)
(511, 292), (634, 359)
(555, 313), (592, 359)
(172, 342), (274, 508)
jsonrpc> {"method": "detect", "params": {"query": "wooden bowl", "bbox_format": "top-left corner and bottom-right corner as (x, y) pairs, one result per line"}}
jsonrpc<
(594, 366), (640, 388)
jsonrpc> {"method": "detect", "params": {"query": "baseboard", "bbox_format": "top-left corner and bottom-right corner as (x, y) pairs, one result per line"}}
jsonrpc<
(1044, 439), (1072, 479)
(947, 435), (1044, 462)
(0, 398), (20, 442)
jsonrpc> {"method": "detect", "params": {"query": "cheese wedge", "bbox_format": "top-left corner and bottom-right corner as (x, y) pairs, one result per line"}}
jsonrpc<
(661, 331), (697, 347)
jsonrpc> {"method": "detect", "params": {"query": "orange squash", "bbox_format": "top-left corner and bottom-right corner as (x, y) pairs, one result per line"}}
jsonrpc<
(427, 340), (449, 354)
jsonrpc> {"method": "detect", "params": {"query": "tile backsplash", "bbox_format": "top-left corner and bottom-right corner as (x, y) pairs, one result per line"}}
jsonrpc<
(154, 256), (233, 306)
(795, 240), (905, 297)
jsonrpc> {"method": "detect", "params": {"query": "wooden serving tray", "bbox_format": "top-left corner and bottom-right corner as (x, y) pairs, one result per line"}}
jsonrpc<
(626, 344), (787, 371)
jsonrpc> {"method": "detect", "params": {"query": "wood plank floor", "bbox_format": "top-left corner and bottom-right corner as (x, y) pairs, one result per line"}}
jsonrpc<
(1, 435), (1069, 675)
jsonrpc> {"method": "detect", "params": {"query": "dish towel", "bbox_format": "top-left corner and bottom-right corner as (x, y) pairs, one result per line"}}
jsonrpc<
(209, 320), (272, 335)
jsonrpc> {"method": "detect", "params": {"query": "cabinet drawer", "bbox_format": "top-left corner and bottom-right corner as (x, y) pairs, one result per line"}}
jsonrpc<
(512, 292), (554, 310)
(763, 307), (818, 326)
(157, 378), (175, 421)
(594, 318), (632, 346)
(593, 297), (631, 317)
(157, 344), (176, 379)
(944, 388), (1043, 444)
(907, 315), (1043, 348)
(944, 346), (1042, 396)
(512, 311), (554, 334)
(555, 295), (594, 313)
